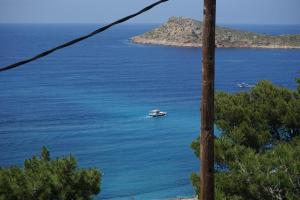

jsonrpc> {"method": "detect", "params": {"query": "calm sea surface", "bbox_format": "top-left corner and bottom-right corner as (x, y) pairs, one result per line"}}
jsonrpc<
(0, 24), (299, 199)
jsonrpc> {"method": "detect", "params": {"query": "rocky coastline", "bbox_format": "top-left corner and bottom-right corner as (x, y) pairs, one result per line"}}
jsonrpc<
(132, 17), (300, 49)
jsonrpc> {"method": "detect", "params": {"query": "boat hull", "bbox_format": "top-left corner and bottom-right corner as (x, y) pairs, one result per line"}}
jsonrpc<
(149, 112), (167, 117)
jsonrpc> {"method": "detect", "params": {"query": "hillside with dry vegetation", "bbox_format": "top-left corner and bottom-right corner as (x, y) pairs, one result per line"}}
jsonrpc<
(132, 17), (300, 49)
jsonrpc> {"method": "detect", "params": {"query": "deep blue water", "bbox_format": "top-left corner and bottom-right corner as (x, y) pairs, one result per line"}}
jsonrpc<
(0, 24), (299, 200)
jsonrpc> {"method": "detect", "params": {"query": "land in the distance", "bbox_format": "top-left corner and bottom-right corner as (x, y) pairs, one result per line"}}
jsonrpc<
(132, 17), (300, 49)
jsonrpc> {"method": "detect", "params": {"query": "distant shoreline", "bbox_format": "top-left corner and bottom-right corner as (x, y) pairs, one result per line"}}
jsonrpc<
(132, 37), (300, 49)
(131, 17), (300, 49)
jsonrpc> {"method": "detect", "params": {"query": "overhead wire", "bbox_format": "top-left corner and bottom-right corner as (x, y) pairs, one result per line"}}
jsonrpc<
(0, 0), (169, 73)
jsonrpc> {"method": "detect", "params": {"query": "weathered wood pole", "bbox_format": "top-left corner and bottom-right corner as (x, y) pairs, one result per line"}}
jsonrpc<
(200, 0), (216, 200)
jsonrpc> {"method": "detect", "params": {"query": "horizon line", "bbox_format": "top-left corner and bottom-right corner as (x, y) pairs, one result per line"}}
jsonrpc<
(1, 22), (300, 26)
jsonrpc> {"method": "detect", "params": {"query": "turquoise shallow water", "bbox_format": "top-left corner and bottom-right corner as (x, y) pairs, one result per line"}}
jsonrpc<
(0, 24), (299, 199)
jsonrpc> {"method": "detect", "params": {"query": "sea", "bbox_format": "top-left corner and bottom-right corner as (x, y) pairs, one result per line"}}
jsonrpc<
(0, 24), (299, 200)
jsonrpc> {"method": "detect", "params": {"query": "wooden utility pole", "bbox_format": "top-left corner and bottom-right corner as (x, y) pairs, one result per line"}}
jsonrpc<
(200, 0), (216, 200)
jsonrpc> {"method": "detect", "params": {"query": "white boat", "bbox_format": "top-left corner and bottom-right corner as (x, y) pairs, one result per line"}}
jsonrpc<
(148, 109), (167, 117)
(237, 82), (254, 88)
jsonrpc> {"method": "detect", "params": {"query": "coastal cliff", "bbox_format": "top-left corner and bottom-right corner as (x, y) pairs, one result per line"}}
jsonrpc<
(132, 17), (300, 49)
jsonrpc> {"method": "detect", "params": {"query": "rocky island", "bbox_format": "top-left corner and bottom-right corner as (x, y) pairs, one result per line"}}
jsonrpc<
(132, 17), (300, 49)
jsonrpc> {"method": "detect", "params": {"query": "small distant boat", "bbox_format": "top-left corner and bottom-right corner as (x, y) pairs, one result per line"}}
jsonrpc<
(237, 82), (255, 88)
(148, 109), (167, 117)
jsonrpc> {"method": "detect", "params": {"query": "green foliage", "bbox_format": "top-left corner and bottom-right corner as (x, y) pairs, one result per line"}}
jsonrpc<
(297, 78), (300, 93)
(0, 147), (101, 200)
(191, 80), (300, 200)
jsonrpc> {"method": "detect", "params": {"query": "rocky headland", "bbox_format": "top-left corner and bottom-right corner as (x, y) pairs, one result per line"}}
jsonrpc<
(132, 17), (300, 49)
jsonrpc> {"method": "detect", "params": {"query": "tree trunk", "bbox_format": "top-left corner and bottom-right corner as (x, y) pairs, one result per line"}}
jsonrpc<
(200, 0), (216, 200)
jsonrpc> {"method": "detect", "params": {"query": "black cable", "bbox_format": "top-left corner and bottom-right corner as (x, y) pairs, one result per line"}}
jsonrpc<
(0, 0), (169, 73)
